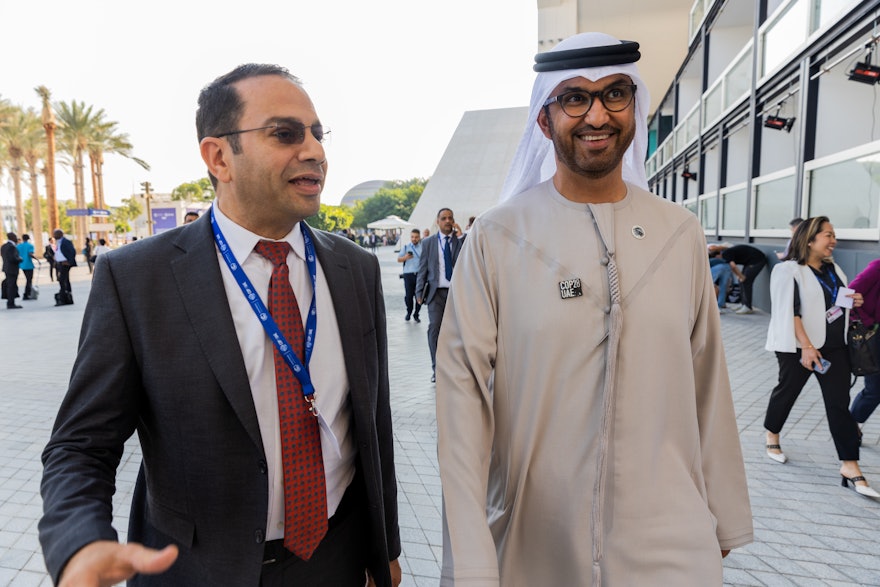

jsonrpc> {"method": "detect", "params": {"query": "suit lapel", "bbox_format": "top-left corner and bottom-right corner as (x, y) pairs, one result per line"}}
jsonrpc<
(307, 228), (371, 415)
(169, 216), (263, 452)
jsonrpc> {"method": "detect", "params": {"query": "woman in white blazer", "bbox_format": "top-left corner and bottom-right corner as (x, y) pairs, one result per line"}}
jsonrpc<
(764, 216), (877, 498)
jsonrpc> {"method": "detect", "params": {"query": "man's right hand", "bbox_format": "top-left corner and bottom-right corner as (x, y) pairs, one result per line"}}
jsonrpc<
(59, 541), (178, 587)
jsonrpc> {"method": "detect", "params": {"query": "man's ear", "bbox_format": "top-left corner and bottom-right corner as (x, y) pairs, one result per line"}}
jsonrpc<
(537, 107), (553, 140)
(200, 137), (232, 184)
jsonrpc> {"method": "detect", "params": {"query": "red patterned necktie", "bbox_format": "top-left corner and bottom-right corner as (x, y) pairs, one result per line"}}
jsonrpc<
(254, 240), (327, 560)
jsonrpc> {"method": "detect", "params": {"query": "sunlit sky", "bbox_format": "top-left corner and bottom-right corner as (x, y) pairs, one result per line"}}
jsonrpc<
(0, 0), (538, 208)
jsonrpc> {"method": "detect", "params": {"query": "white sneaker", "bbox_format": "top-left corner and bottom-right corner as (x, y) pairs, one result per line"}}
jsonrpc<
(725, 303), (742, 310)
(735, 306), (753, 315)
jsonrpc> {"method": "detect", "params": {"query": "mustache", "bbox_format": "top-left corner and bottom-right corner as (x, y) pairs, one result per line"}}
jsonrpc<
(573, 124), (615, 134)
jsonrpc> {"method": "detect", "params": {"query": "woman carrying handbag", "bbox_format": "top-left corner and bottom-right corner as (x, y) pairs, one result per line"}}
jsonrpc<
(849, 258), (880, 425)
(763, 217), (878, 498)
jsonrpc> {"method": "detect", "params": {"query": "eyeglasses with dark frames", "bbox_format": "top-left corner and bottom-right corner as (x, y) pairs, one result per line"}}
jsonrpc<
(543, 84), (637, 117)
(214, 122), (330, 145)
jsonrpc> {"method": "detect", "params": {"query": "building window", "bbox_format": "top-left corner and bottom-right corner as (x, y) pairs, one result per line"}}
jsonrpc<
(700, 193), (718, 231)
(761, 0), (808, 76)
(721, 186), (748, 231)
(807, 142), (880, 230)
(811, 0), (856, 33)
(754, 172), (796, 230)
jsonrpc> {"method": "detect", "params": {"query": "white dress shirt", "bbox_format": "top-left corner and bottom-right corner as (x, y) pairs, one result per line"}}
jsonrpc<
(438, 233), (453, 288)
(213, 204), (354, 541)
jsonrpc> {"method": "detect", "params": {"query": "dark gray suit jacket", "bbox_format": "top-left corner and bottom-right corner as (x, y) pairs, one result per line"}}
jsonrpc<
(39, 214), (400, 586)
(415, 232), (465, 304)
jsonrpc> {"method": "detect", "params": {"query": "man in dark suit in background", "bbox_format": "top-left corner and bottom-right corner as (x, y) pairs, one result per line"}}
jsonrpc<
(52, 228), (77, 305)
(40, 64), (400, 587)
(2, 232), (22, 309)
(416, 208), (465, 383)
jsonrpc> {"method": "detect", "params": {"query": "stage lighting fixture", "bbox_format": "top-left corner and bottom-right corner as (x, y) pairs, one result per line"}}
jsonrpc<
(681, 169), (697, 181)
(764, 115), (795, 132)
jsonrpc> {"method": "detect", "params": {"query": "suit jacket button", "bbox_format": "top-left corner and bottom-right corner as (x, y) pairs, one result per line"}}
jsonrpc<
(254, 529), (265, 544)
(258, 460), (267, 474)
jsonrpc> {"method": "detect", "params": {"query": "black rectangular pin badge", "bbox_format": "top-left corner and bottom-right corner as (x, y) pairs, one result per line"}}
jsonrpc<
(559, 278), (583, 300)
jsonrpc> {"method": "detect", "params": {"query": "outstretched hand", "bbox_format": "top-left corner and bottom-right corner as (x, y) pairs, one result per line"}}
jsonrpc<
(59, 541), (178, 587)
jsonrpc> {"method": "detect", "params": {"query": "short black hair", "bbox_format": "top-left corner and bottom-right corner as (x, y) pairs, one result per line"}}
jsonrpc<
(196, 64), (301, 187)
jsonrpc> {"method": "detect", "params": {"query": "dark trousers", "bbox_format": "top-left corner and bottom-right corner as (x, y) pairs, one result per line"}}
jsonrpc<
(22, 269), (33, 298)
(57, 262), (71, 294)
(4, 268), (19, 307)
(740, 261), (766, 309)
(402, 273), (421, 319)
(427, 287), (449, 373)
(764, 346), (859, 460)
(851, 338), (880, 423)
(260, 478), (369, 586)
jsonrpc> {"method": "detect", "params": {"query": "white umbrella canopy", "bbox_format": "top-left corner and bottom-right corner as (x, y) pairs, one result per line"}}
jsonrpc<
(366, 215), (414, 230)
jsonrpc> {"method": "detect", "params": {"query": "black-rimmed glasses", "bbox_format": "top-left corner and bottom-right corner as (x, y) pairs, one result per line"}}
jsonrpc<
(543, 84), (637, 117)
(215, 122), (329, 145)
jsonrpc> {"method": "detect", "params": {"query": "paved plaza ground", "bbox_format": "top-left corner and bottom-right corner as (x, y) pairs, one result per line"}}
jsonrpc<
(1, 245), (879, 586)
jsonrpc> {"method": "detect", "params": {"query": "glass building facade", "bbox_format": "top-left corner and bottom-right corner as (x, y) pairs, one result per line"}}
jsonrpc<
(647, 0), (880, 289)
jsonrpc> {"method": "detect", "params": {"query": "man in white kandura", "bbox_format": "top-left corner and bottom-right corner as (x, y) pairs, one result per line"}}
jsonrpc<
(436, 32), (753, 586)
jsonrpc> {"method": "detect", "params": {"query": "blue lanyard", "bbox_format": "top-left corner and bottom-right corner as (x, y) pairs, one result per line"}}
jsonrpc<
(814, 265), (840, 303)
(210, 206), (319, 411)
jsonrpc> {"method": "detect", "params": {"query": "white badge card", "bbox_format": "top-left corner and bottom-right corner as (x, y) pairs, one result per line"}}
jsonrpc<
(835, 287), (855, 309)
(826, 306), (843, 323)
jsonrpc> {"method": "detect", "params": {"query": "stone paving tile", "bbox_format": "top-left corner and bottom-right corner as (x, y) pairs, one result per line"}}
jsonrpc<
(3, 248), (880, 586)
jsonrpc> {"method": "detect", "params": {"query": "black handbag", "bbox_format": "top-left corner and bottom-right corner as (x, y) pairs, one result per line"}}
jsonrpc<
(848, 318), (880, 377)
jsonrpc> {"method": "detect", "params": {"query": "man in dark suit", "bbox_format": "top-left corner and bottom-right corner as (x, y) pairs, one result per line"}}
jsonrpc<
(40, 64), (400, 587)
(52, 228), (77, 305)
(415, 208), (465, 383)
(2, 232), (22, 309)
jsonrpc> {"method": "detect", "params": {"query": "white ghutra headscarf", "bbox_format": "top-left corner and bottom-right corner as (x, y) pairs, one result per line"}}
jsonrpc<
(499, 32), (652, 202)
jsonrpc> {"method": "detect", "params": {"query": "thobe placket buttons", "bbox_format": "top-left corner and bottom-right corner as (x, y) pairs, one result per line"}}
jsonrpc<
(255, 240), (327, 561)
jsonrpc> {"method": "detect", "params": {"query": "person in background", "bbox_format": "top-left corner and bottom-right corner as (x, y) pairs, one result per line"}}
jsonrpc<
(416, 208), (464, 384)
(39, 63), (401, 587)
(93, 238), (112, 259)
(422, 228), (430, 239)
(17, 233), (37, 300)
(763, 216), (876, 497)
(397, 228), (422, 322)
(849, 257), (880, 428)
(43, 237), (56, 282)
(709, 243), (734, 311)
(436, 32), (752, 586)
(721, 244), (768, 314)
(184, 211), (200, 224)
(83, 237), (95, 274)
(777, 217), (804, 260)
(52, 228), (76, 306)
(2, 232), (22, 309)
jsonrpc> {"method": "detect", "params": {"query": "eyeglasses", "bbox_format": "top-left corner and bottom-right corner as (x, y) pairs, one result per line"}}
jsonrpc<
(215, 122), (330, 144)
(542, 84), (637, 117)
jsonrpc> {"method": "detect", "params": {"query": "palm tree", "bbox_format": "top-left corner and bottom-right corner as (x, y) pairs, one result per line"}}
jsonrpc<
(35, 86), (59, 232)
(0, 96), (16, 234)
(19, 108), (48, 251)
(0, 106), (33, 235)
(56, 100), (105, 250)
(87, 121), (150, 211)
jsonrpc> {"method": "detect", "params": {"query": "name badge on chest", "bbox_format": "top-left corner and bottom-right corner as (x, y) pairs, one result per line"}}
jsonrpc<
(559, 278), (583, 300)
(826, 306), (843, 324)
